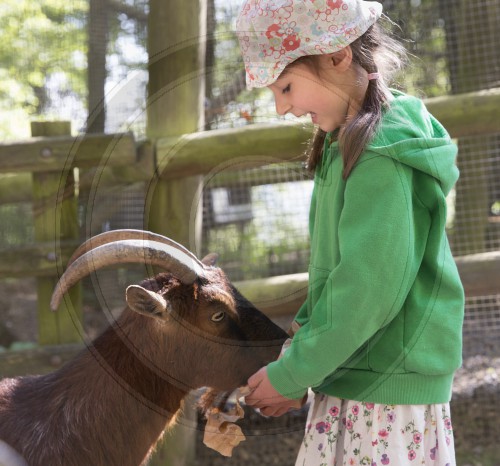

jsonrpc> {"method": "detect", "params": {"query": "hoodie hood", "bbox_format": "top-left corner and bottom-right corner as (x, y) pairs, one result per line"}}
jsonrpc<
(368, 91), (459, 196)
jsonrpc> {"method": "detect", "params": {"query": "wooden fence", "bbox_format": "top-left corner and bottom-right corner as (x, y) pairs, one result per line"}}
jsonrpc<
(0, 88), (499, 343)
(0, 87), (499, 466)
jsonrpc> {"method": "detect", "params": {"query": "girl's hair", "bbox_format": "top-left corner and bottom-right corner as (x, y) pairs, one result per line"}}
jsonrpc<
(285, 19), (407, 178)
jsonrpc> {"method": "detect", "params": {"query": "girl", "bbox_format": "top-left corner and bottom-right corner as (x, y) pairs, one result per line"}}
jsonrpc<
(236, 0), (464, 465)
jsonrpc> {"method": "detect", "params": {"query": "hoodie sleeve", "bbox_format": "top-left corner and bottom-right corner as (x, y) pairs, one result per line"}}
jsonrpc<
(293, 184), (318, 327)
(266, 154), (418, 399)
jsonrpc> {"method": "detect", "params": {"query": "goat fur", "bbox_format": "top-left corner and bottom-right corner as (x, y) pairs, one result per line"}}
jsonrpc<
(0, 272), (287, 466)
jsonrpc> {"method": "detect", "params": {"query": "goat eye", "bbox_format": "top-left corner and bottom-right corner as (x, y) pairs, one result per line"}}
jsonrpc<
(211, 311), (225, 323)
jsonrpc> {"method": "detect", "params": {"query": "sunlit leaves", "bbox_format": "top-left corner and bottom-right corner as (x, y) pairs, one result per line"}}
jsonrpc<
(0, 0), (87, 137)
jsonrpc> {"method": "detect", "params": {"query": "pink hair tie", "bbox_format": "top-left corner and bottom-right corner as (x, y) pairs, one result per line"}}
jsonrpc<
(367, 72), (380, 81)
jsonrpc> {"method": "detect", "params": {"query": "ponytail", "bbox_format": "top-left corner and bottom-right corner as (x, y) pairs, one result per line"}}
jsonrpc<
(338, 75), (387, 178)
(305, 20), (407, 177)
(306, 127), (327, 171)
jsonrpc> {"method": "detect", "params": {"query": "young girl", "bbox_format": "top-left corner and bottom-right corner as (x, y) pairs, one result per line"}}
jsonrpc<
(236, 0), (464, 464)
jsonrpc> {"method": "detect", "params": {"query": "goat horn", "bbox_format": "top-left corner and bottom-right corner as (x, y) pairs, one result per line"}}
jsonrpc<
(67, 229), (204, 268)
(50, 239), (205, 311)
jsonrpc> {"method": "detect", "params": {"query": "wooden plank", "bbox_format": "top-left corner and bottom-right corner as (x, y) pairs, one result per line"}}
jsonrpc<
(0, 148), (296, 206)
(425, 87), (500, 138)
(31, 122), (82, 346)
(0, 241), (80, 278)
(0, 251), (496, 374)
(235, 252), (500, 318)
(155, 88), (500, 180)
(0, 141), (153, 205)
(455, 251), (500, 297)
(235, 272), (308, 317)
(3, 247), (496, 306)
(0, 88), (497, 185)
(0, 132), (136, 173)
(156, 122), (311, 180)
(146, 0), (205, 248)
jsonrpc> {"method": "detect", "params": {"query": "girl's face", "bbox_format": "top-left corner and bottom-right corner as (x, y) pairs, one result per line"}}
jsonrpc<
(268, 55), (362, 133)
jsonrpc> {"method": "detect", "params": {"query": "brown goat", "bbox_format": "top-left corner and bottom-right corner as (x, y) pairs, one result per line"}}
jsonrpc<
(0, 230), (287, 466)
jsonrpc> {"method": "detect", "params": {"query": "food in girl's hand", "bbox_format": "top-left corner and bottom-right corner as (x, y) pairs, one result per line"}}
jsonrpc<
(202, 386), (251, 457)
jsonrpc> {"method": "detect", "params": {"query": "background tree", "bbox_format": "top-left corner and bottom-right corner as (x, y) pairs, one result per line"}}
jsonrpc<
(87, 0), (148, 133)
(0, 0), (87, 138)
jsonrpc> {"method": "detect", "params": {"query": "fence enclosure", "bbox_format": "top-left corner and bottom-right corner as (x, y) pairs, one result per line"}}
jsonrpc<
(0, 88), (499, 465)
(0, 88), (499, 318)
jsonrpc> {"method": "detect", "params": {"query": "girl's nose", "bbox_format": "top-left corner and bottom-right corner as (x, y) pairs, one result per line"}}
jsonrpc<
(275, 97), (292, 116)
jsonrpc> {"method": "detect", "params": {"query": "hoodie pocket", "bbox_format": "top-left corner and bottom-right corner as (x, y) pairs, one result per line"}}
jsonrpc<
(308, 266), (371, 371)
(367, 310), (406, 373)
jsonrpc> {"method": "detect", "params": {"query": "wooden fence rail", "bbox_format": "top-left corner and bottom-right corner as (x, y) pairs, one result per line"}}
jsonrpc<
(155, 87), (500, 179)
(2, 87), (500, 203)
(0, 88), (499, 321)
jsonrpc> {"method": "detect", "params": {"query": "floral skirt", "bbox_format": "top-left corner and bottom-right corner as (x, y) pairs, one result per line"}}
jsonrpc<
(295, 393), (455, 466)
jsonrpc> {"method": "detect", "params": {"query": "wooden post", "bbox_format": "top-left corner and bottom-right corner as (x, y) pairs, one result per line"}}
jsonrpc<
(145, 0), (207, 464)
(31, 121), (82, 345)
(146, 0), (206, 252)
(87, 0), (109, 134)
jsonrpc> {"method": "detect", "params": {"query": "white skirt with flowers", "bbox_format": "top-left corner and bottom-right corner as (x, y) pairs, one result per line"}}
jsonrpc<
(295, 393), (455, 466)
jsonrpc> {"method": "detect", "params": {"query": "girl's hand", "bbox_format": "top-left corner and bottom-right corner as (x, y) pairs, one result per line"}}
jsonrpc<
(244, 367), (306, 417)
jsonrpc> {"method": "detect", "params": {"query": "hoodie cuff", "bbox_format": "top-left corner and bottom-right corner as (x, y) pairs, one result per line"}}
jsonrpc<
(267, 359), (308, 400)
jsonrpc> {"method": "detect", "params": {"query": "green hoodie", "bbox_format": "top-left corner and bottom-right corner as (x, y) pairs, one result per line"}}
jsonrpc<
(267, 91), (465, 404)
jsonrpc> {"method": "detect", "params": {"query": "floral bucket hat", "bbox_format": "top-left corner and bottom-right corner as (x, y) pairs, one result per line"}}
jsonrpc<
(236, 0), (383, 89)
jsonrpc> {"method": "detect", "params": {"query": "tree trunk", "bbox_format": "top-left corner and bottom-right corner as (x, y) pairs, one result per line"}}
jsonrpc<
(204, 0), (216, 130)
(87, 0), (109, 133)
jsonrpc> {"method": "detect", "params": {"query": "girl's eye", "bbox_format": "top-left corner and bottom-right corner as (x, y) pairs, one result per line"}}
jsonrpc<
(282, 84), (291, 94)
(211, 311), (225, 323)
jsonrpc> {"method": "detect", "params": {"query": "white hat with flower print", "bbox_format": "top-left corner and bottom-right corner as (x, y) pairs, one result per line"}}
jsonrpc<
(236, 0), (383, 89)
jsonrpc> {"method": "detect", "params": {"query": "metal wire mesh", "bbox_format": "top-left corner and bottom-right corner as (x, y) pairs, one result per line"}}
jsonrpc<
(0, 0), (499, 462)
(201, 162), (313, 281)
(450, 133), (500, 256)
(463, 295), (500, 358)
(0, 203), (34, 248)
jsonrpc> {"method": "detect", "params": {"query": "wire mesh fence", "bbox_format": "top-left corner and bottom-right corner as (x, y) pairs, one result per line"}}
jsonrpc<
(201, 162), (313, 281)
(0, 0), (499, 463)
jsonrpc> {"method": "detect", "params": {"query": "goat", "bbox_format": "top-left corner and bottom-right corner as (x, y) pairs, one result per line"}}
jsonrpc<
(0, 229), (287, 466)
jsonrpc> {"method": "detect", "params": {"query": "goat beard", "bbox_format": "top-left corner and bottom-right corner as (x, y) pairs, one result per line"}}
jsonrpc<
(197, 388), (231, 417)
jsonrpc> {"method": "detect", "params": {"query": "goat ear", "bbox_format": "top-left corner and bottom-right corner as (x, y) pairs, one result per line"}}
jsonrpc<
(201, 252), (218, 266)
(126, 285), (170, 320)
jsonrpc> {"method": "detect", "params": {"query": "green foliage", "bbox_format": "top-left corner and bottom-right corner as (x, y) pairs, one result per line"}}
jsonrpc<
(210, 4), (242, 97)
(384, 0), (450, 97)
(0, 0), (87, 138)
(107, 1), (148, 72)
